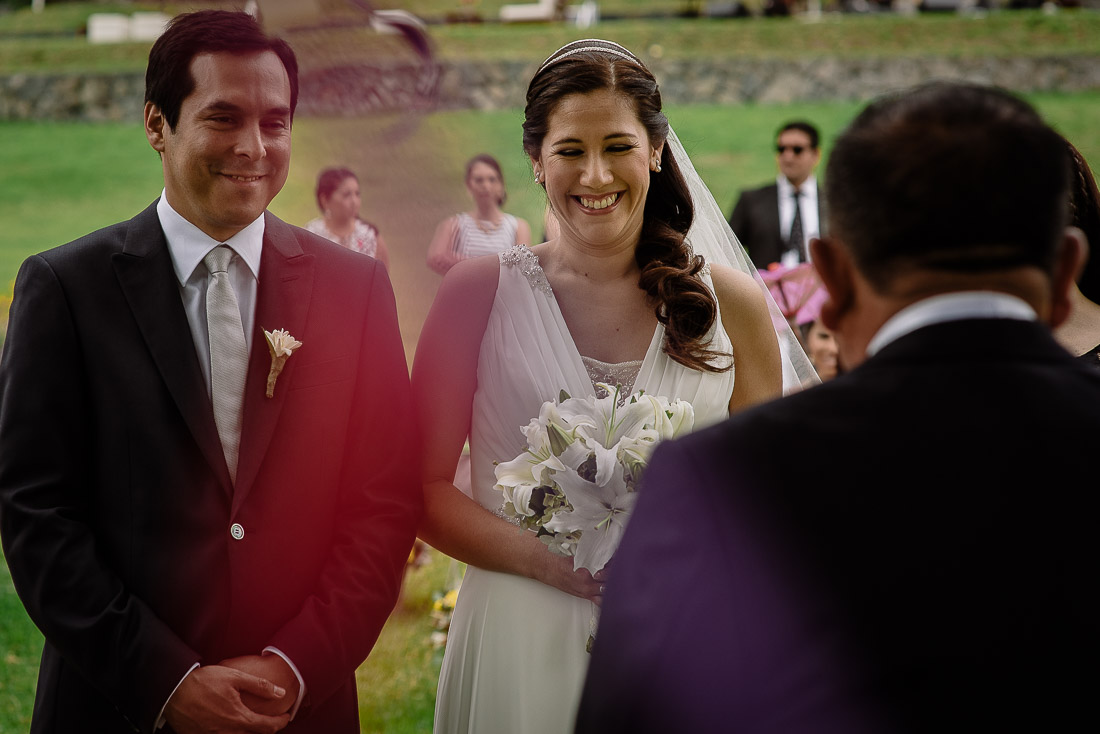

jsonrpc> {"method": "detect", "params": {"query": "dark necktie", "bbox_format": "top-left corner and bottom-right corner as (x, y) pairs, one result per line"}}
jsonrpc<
(789, 190), (805, 262)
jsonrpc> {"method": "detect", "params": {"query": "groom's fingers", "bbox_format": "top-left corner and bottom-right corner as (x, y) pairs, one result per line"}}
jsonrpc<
(232, 667), (288, 701)
(221, 653), (299, 715)
(229, 672), (293, 733)
(213, 669), (293, 734)
(164, 665), (290, 734)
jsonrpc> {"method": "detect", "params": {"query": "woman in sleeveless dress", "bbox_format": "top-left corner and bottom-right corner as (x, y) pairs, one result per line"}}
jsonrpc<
(304, 166), (390, 269)
(426, 154), (533, 275)
(413, 41), (814, 734)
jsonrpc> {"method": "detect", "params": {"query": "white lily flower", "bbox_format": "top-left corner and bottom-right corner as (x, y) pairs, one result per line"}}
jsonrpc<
(544, 467), (637, 574)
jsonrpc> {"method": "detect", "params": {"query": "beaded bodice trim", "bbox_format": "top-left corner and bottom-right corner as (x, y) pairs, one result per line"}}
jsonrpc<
(500, 245), (552, 294)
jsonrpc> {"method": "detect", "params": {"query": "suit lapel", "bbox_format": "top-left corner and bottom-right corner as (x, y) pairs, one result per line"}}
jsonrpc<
(112, 201), (233, 492)
(233, 213), (315, 512)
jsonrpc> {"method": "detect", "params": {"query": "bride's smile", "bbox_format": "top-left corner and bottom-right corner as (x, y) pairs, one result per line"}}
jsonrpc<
(575, 191), (622, 212)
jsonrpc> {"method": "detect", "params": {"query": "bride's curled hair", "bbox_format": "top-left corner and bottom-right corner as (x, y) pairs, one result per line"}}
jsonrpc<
(523, 42), (728, 373)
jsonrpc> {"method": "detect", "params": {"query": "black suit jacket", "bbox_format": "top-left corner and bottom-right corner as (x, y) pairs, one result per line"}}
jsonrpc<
(728, 182), (825, 268)
(577, 318), (1100, 733)
(0, 201), (421, 733)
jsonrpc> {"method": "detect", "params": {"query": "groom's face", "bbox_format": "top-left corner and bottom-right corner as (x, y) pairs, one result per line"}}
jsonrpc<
(146, 50), (292, 242)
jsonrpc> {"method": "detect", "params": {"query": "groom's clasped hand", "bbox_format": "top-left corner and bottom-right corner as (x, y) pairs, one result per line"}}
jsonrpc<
(164, 660), (293, 734)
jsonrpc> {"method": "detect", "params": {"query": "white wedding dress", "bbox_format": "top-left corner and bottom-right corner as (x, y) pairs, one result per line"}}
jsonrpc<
(434, 245), (736, 734)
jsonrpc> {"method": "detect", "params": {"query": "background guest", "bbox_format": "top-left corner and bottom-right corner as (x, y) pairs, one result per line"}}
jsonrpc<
(305, 166), (391, 269)
(794, 270), (841, 381)
(426, 153), (532, 275)
(801, 315), (840, 381)
(759, 262), (838, 381)
(729, 120), (825, 268)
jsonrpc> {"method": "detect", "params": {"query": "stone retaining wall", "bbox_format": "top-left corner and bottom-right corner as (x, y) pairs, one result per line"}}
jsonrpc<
(2, 54), (1098, 122)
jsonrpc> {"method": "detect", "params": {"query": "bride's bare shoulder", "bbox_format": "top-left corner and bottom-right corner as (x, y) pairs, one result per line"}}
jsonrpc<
(440, 254), (503, 303)
(422, 253), (503, 343)
(706, 262), (768, 313)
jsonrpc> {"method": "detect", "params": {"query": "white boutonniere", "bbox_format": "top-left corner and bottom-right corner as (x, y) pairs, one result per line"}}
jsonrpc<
(263, 328), (302, 398)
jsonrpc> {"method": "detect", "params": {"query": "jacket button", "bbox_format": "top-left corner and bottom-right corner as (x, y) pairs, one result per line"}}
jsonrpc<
(230, 523), (245, 540)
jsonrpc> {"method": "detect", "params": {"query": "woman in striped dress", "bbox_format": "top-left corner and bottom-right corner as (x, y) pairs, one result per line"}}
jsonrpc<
(305, 167), (391, 269)
(427, 154), (533, 275)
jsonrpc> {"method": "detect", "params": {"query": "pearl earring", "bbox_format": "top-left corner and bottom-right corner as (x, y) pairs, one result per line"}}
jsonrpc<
(653, 159), (662, 173)
(534, 171), (541, 183)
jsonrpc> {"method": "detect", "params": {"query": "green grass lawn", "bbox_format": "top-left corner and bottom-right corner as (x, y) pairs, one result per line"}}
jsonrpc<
(1, 91), (1099, 731)
(0, 551), (38, 732)
(358, 547), (458, 734)
(3, 91), (1099, 354)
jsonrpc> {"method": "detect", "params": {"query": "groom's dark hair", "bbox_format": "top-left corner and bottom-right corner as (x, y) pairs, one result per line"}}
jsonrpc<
(145, 10), (299, 131)
(826, 82), (1071, 291)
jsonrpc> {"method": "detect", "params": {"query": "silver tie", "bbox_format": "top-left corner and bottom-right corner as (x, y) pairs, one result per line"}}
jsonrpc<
(204, 245), (248, 483)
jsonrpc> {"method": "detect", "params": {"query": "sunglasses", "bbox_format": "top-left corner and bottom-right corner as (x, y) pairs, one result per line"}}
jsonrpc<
(776, 145), (809, 155)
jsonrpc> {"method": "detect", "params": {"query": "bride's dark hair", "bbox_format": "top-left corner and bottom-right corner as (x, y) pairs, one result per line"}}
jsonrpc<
(522, 42), (728, 373)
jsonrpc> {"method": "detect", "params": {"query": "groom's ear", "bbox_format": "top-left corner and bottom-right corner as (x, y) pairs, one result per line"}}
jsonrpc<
(144, 102), (167, 155)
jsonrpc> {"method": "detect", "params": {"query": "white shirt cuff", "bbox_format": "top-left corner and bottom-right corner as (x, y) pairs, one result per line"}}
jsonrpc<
(263, 646), (306, 719)
(156, 662), (201, 729)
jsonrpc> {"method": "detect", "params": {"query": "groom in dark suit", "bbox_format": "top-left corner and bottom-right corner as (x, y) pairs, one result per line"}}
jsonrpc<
(577, 82), (1100, 733)
(0, 11), (420, 734)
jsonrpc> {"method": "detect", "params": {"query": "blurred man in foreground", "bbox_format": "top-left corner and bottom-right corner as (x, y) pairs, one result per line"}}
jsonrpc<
(577, 82), (1099, 734)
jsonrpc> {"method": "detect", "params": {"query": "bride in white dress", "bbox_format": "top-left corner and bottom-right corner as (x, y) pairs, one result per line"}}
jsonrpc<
(413, 40), (816, 734)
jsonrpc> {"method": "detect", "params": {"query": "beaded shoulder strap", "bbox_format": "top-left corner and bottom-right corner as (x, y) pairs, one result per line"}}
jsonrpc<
(500, 245), (552, 295)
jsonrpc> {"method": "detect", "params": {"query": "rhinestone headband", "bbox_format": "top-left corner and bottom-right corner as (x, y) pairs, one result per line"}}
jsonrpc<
(534, 39), (645, 78)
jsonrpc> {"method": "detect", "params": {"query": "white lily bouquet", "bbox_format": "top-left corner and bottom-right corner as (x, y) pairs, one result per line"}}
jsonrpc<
(494, 383), (695, 576)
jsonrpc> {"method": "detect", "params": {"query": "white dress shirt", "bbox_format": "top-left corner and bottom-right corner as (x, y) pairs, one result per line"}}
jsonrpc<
(866, 291), (1038, 358)
(155, 193), (305, 723)
(777, 174), (820, 267)
(158, 193), (263, 395)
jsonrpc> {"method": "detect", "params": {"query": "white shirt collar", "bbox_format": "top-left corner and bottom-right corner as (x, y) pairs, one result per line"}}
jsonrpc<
(777, 173), (817, 199)
(157, 191), (264, 285)
(866, 291), (1038, 357)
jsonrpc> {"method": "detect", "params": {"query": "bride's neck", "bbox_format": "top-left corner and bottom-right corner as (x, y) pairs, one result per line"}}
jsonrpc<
(1056, 285), (1100, 356)
(547, 239), (638, 283)
(545, 236), (639, 283)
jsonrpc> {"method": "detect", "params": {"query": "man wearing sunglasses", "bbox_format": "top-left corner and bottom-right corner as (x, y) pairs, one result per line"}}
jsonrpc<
(728, 120), (824, 268)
